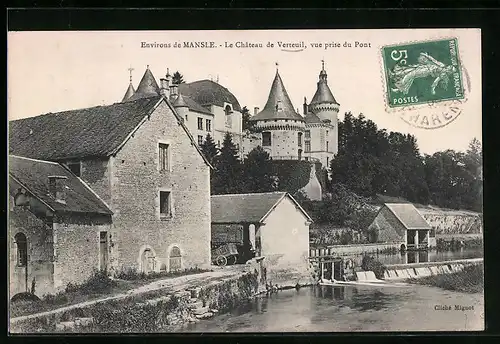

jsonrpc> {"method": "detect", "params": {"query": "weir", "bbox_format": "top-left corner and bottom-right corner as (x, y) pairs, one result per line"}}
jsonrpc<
(382, 258), (482, 281)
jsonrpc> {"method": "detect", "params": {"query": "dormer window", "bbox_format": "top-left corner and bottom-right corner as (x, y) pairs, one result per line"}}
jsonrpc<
(225, 104), (233, 128)
(66, 162), (81, 177)
(276, 100), (283, 111)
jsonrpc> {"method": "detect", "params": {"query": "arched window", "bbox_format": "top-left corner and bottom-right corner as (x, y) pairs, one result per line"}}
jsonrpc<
(169, 246), (182, 272)
(15, 233), (27, 267)
(224, 105), (233, 128)
(298, 132), (303, 147)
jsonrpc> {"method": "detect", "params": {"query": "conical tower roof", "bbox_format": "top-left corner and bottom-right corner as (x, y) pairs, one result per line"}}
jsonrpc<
(309, 62), (338, 106)
(173, 93), (188, 108)
(251, 70), (304, 121)
(122, 83), (136, 102)
(128, 66), (160, 101)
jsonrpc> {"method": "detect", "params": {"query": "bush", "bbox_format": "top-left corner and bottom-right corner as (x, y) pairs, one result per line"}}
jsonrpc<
(361, 254), (387, 280)
(65, 269), (118, 295)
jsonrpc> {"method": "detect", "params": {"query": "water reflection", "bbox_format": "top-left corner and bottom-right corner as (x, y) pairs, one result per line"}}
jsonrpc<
(375, 248), (483, 265)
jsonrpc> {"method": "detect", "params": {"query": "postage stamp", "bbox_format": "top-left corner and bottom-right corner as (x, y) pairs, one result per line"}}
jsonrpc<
(382, 38), (465, 108)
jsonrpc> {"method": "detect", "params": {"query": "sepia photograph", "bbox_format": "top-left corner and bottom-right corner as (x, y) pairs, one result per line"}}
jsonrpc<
(7, 29), (483, 333)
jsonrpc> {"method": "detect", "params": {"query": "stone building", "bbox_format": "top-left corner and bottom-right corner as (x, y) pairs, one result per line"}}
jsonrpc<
(211, 192), (312, 280)
(9, 72), (213, 293)
(9, 155), (113, 297)
(122, 67), (244, 154)
(368, 203), (433, 250)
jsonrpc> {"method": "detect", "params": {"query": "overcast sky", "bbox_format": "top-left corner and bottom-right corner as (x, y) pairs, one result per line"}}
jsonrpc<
(8, 29), (481, 155)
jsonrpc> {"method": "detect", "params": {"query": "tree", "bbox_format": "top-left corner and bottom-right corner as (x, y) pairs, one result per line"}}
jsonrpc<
(212, 132), (243, 194)
(200, 133), (218, 165)
(172, 71), (185, 85)
(242, 146), (277, 193)
(241, 106), (255, 131)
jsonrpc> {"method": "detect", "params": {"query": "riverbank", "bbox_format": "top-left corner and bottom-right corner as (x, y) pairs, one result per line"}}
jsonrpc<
(408, 263), (483, 293)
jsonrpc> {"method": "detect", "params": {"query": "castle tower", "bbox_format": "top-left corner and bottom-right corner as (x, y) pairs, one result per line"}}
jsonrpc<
(127, 65), (161, 101)
(121, 67), (136, 102)
(250, 65), (305, 160)
(304, 61), (340, 169)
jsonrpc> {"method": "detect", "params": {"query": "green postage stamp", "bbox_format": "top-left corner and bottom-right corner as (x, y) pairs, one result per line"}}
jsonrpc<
(382, 38), (465, 108)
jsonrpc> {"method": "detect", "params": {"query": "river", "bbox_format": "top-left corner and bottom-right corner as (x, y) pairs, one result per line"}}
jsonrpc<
(181, 248), (484, 332)
(182, 284), (483, 332)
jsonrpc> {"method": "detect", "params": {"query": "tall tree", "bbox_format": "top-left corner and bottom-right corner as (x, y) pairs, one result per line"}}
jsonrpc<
(242, 146), (277, 193)
(212, 132), (243, 194)
(200, 133), (218, 165)
(172, 71), (185, 85)
(241, 106), (255, 131)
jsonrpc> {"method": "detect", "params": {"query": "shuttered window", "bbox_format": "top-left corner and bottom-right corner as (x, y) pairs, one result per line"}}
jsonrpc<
(159, 143), (169, 171)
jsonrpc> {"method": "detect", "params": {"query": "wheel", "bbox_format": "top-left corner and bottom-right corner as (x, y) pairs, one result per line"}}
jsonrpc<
(227, 255), (237, 265)
(215, 255), (227, 267)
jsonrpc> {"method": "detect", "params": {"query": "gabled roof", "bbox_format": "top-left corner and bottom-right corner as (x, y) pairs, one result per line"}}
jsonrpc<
(178, 79), (242, 112)
(211, 192), (312, 224)
(384, 203), (431, 230)
(122, 83), (136, 102)
(9, 96), (163, 160)
(127, 67), (160, 101)
(9, 155), (113, 215)
(251, 71), (304, 122)
(173, 94), (213, 115)
(305, 112), (323, 124)
(9, 96), (213, 168)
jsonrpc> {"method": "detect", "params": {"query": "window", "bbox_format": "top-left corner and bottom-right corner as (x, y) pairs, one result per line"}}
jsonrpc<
(15, 233), (27, 267)
(225, 105), (233, 128)
(327, 157), (329, 166)
(159, 143), (170, 171)
(160, 191), (171, 217)
(217, 140), (221, 148)
(262, 132), (271, 146)
(298, 132), (303, 147)
(198, 135), (204, 145)
(67, 162), (81, 177)
(326, 141), (329, 152)
(206, 119), (212, 132)
(169, 246), (182, 272)
(305, 141), (311, 153)
(326, 130), (329, 137)
(198, 117), (203, 130)
(305, 130), (311, 139)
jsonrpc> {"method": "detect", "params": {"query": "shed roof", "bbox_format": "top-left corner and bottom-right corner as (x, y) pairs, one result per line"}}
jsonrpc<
(9, 155), (113, 215)
(211, 191), (312, 224)
(384, 203), (431, 230)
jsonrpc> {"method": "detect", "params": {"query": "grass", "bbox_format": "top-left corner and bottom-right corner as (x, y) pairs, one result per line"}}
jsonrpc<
(10, 267), (212, 318)
(409, 264), (483, 294)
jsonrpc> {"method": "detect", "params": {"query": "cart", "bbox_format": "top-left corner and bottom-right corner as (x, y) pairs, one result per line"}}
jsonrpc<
(211, 243), (239, 266)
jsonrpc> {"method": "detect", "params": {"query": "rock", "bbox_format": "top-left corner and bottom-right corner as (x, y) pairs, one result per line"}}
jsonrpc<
(188, 301), (204, 310)
(192, 306), (209, 315)
(195, 312), (214, 319)
(74, 317), (94, 327)
(56, 321), (75, 331)
(210, 309), (219, 314)
(146, 299), (159, 306)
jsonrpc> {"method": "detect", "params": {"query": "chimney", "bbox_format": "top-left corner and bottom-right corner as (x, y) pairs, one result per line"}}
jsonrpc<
(254, 107), (259, 116)
(169, 83), (179, 100)
(48, 176), (68, 204)
(159, 78), (169, 96)
(303, 97), (308, 115)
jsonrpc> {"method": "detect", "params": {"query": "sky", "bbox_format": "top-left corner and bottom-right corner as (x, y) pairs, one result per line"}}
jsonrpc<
(7, 29), (482, 155)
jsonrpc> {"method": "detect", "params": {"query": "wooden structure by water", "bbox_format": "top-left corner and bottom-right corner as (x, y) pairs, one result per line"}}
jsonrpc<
(309, 248), (355, 281)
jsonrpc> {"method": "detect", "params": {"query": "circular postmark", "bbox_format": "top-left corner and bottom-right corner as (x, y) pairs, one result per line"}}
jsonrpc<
(381, 37), (472, 130)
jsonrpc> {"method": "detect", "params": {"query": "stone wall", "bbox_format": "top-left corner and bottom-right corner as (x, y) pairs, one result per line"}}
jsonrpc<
(368, 206), (406, 244)
(52, 213), (112, 292)
(110, 101), (211, 273)
(418, 210), (482, 235)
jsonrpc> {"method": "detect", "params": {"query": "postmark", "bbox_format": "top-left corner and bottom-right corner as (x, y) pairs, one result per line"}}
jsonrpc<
(381, 38), (470, 129)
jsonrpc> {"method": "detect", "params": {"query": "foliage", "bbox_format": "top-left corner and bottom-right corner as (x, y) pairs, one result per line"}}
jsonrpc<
(436, 237), (483, 251)
(242, 146), (277, 193)
(172, 71), (185, 84)
(115, 267), (211, 281)
(361, 254), (387, 280)
(212, 132), (244, 194)
(65, 269), (117, 295)
(410, 263), (483, 293)
(200, 133), (218, 165)
(241, 106), (255, 131)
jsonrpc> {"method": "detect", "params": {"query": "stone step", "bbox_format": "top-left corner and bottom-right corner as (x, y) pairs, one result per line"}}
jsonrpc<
(192, 306), (210, 315)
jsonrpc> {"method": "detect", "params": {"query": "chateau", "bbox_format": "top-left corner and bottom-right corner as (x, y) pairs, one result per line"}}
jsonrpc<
(121, 62), (339, 200)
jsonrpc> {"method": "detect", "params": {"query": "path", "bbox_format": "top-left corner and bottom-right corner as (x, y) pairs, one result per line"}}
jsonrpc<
(10, 266), (245, 324)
